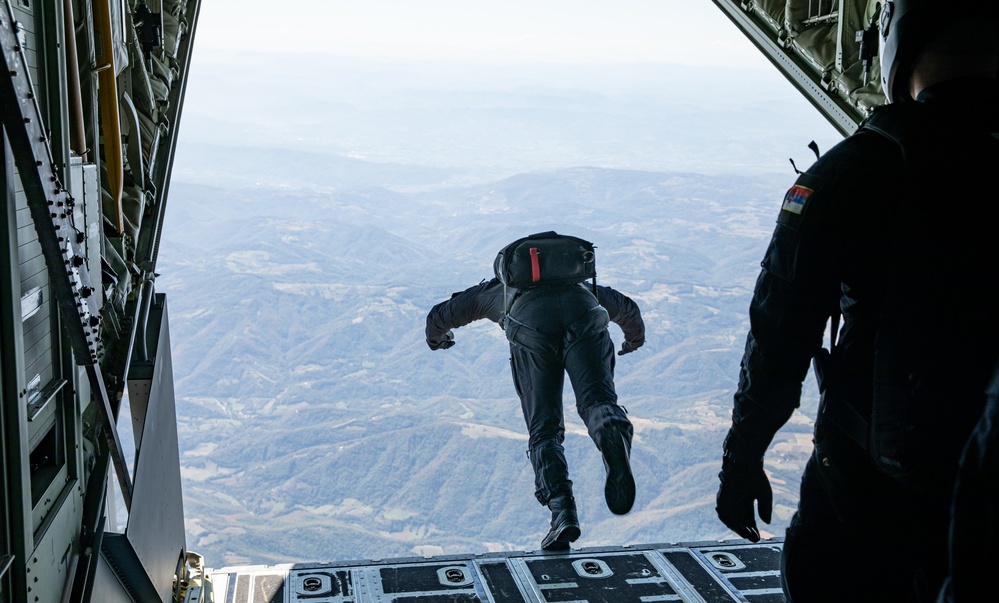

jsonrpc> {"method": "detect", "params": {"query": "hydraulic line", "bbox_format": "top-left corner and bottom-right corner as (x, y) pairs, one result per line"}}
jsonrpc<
(94, 0), (124, 232)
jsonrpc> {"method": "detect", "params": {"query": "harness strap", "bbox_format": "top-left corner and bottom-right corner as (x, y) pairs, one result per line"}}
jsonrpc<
(821, 387), (871, 451)
(814, 106), (914, 454)
(815, 310), (871, 450)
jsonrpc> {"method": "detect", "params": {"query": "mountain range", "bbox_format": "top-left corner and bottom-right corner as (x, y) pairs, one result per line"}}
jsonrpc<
(157, 158), (821, 567)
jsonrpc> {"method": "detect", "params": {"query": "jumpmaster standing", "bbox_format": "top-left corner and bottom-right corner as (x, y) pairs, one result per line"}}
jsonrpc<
(715, 2), (999, 600)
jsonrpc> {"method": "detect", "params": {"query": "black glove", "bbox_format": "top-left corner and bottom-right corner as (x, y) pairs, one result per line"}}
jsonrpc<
(716, 456), (773, 542)
(618, 338), (644, 356)
(427, 330), (455, 351)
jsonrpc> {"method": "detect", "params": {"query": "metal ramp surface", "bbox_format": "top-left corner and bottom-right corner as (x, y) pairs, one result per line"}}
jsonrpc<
(203, 540), (785, 603)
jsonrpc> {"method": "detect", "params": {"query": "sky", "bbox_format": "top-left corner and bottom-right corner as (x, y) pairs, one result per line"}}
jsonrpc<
(177, 1), (843, 177)
(194, 0), (771, 68)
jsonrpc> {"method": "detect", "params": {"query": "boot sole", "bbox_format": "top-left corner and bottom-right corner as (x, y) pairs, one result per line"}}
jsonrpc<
(541, 524), (581, 551)
(603, 434), (636, 515)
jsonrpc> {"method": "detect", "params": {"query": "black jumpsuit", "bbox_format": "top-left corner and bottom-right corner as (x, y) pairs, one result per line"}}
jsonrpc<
(426, 279), (644, 505)
(938, 364), (999, 603)
(723, 78), (999, 602)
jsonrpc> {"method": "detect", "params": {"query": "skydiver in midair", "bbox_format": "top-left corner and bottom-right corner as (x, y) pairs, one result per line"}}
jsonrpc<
(426, 232), (645, 550)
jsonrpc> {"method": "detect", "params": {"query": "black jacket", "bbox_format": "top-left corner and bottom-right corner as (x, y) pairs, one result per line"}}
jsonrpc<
(426, 279), (644, 351)
(727, 78), (999, 484)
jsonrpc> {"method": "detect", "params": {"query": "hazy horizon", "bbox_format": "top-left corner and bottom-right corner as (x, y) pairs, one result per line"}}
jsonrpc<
(176, 55), (842, 184)
(195, 1), (778, 68)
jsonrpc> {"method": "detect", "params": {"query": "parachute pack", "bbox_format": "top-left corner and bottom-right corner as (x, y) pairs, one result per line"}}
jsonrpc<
(494, 231), (596, 289)
(494, 231), (598, 318)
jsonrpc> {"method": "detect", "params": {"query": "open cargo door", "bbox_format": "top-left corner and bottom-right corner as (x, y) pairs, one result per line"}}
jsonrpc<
(711, 0), (887, 136)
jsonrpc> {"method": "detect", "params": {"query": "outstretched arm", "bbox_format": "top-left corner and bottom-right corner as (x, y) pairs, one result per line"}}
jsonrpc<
(596, 285), (645, 355)
(425, 278), (505, 350)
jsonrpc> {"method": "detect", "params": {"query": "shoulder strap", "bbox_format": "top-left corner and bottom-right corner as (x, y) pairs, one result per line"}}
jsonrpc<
(501, 284), (522, 328)
(861, 102), (969, 161)
(859, 104), (914, 144)
(813, 107), (916, 453)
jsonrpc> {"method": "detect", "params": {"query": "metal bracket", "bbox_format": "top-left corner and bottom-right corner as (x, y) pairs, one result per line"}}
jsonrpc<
(26, 378), (66, 422)
(0, 554), (13, 582)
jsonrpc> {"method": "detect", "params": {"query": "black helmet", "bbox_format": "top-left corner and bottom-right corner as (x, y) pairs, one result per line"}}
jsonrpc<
(879, 0), (999, 103)
(879, 1), (937, 103)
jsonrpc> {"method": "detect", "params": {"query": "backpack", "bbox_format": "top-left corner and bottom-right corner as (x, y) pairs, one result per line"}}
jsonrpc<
(493, 231), (597, 318)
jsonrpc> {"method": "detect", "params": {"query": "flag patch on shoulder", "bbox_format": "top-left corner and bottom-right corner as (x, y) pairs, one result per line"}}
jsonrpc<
(781, 185), (813, 215)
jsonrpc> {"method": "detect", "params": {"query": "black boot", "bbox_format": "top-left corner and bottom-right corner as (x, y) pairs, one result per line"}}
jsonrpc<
(541, 494), (580, 551)
(601, 431), (635, 515)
